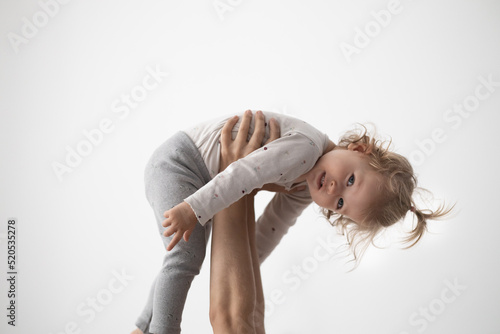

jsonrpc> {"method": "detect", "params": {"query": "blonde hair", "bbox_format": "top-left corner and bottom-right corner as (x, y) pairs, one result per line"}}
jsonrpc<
(322, 123), (454, 268)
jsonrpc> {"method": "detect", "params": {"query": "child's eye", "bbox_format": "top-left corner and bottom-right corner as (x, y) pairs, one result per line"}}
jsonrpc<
(337, 198), (344, 209)
(348, 174), (355, 186)
(337, 175), (354, 210)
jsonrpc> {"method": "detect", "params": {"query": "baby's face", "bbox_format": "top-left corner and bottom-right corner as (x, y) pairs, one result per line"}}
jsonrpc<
(305, 146), (383, 224)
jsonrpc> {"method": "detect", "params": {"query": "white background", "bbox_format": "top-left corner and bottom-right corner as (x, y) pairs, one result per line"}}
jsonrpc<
(1, 0), (499, 333)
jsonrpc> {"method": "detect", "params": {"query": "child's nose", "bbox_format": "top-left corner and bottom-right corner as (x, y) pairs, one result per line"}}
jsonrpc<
(326, 179), (340, 196)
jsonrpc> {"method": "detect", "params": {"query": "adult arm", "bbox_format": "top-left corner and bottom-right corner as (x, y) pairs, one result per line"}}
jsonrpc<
(210, 110), (278, 334)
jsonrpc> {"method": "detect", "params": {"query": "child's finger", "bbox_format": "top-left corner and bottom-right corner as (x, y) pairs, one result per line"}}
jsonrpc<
(163, 225), (175, 237)
(248, 110), (266, 148)
(183, 228), (193, 242)
(221, 115), (239, 147)
(166, 233), (183, 251)
(235, 109), (252, 143)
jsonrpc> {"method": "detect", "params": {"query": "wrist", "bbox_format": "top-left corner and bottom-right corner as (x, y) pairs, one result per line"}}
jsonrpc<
(182, 201), (198, 224)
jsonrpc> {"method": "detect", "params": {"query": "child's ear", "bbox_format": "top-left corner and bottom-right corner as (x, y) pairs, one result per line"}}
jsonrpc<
(347, 143), (372, 154)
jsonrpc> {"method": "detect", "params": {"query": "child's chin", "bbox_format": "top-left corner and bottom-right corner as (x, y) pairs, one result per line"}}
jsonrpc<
(310, 194), (321, 207)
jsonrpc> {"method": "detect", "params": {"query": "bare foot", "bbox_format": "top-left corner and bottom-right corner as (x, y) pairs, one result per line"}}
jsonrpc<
(130, 328), (144, 334)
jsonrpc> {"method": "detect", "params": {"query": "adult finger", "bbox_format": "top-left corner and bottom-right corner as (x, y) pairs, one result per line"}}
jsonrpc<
(236, 109), (252, 143)
(248, 110), (266, 148)
(265, 118), (280, 144)
(260, 183), (306, 193)
(289, 185), (307, 193)
(221, 115), (239, 147)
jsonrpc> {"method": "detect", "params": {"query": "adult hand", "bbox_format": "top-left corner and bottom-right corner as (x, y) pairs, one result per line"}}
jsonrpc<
(219, 110), (305, 196)
(219, 109), (279, 172)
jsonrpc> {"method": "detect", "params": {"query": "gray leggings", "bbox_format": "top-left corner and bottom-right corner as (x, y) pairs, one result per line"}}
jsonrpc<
(135, 131), (213, 334)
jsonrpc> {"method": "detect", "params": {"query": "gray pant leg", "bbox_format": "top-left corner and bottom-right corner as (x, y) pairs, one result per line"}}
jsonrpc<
(135, 131), (213, 334)
(135, 276), (155, 333)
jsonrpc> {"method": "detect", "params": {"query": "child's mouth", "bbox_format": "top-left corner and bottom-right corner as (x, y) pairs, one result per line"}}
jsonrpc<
(318, 172), (326, 189)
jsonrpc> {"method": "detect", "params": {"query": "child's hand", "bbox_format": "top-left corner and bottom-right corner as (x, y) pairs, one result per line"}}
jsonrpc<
(162, 202), (198, 251)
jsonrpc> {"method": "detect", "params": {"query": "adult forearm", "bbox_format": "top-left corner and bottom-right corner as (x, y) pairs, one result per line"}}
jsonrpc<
(246, 194), (266, 334)
(209, 197), (257, 334)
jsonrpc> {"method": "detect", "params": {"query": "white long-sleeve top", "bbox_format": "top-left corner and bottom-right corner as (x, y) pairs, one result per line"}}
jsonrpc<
(183, 110), (329, 217)
(183, 111), (330, 261)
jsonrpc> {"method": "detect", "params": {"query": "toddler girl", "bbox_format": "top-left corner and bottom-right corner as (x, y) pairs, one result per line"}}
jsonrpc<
(134, 110), (452, 333)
